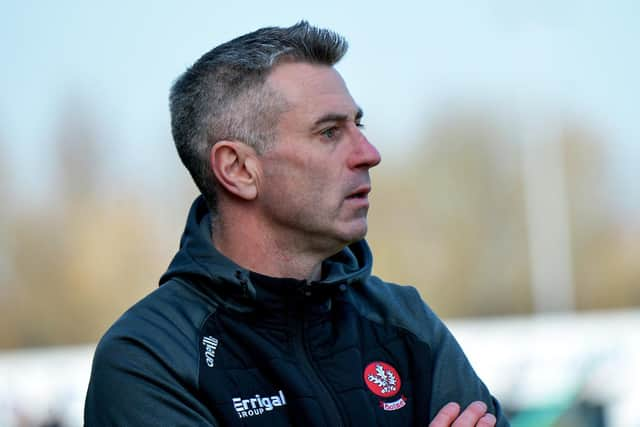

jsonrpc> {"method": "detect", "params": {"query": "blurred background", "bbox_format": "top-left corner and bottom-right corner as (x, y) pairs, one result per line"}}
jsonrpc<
(1, 1), (638, 426)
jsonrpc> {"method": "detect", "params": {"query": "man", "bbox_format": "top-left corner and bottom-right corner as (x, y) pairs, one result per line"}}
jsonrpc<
(85, 22), (509, 426)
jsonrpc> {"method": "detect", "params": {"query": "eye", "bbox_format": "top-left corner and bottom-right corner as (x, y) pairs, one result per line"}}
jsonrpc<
(321, 126), (339, 139)
(356, 121), (365, 130)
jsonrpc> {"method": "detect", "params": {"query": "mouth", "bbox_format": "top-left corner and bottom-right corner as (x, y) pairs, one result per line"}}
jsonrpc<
(346, 186), (371, 200)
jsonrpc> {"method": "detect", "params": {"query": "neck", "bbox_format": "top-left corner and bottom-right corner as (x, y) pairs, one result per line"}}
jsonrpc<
(212, 209), (325, 281)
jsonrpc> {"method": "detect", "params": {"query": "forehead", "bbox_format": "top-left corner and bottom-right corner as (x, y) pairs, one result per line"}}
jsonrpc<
(265, 62), (358, 118)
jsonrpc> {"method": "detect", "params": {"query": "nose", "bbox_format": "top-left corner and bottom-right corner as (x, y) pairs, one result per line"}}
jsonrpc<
(348, 126), (382, 170)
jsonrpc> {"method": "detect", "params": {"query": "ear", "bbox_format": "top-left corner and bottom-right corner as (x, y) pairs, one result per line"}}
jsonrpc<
(210, 141), (259, 201)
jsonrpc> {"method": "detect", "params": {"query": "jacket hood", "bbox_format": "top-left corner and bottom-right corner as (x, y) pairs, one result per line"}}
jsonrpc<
(159, 196), (373, 308)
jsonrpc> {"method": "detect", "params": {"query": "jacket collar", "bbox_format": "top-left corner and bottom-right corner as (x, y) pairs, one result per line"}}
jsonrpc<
(159, 195), (373, 311)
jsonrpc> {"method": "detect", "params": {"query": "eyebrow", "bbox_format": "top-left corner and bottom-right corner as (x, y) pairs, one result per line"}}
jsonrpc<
(313, 107), (363, 128)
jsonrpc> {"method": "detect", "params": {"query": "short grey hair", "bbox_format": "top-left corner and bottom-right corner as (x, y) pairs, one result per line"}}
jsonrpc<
(169, 21), (348, 215)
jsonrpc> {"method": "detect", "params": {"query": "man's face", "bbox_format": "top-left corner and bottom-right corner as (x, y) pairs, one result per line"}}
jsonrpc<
(256, 62), (381, 255)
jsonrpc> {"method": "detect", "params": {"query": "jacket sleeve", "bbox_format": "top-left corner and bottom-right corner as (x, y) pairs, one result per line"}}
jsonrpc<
(358, 279), (510, 426)
(84, 330), (218, 426)
(416, 293), (510, 426)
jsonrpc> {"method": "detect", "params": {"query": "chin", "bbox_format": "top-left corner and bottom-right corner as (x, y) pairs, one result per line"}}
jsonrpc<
(339, 223), (368, 245)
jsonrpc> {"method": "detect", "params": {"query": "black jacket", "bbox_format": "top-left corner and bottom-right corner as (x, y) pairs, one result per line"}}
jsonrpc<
(85, 196), (509, 426)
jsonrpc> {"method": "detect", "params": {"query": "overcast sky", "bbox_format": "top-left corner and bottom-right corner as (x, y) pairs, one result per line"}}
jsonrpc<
(2, 1), (638, 211)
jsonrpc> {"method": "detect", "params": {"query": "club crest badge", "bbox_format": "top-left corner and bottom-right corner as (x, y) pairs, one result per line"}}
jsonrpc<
(363, 361), (407, 411)
(364, 361), (401, 397)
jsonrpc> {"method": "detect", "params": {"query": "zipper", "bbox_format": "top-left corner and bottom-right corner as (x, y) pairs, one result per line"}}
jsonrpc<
(294, 298), (345, 427)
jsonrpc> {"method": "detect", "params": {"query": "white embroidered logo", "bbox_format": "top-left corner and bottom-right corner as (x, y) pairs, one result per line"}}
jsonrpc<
(232, 390), (287, 418)
(366, 363), (398, 395)
(202, 336), (218, 367)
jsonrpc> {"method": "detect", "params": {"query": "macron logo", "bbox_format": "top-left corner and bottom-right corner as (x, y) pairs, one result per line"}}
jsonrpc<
(232, 390), (287, 419)
(202, 336), (218, 367)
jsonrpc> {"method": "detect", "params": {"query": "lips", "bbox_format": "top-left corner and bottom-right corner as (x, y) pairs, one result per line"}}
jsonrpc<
(346, 186), (371, 199)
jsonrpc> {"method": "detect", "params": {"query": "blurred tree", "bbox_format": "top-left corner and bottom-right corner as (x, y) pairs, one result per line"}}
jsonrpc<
(0, 133), (13, 299)
(0, 98), (168, 348)
(368, 109), (531, 317)
(562, 123), (640, 309)
(54, 98), (104, 202)
(2, 99), (638, 348)
(368, 108), (639, 318)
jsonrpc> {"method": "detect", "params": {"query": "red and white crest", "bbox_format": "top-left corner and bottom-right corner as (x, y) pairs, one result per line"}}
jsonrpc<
(363, 361), (402, 398)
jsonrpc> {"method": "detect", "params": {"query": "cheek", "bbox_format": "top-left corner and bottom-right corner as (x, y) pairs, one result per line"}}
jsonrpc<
(261, 150), (342, 207)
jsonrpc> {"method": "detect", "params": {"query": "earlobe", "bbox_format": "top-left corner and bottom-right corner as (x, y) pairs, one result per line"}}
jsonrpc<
(210, 141), (258, 201)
